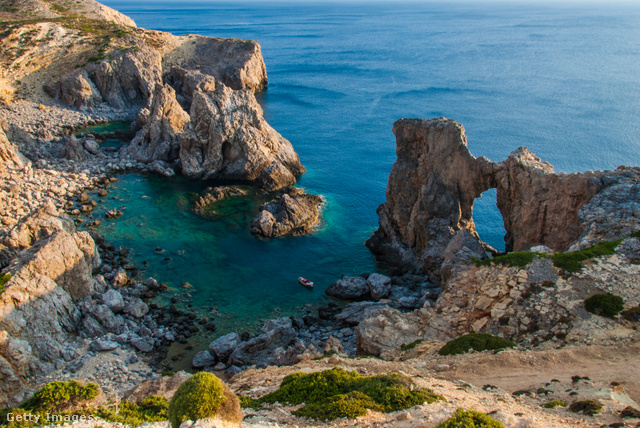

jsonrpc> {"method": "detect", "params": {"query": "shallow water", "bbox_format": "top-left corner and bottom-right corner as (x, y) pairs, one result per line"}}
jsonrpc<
(95, 1), (640, 361)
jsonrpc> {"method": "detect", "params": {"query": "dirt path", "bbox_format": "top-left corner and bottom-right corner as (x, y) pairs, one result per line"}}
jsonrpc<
(429, 342), (640, 404)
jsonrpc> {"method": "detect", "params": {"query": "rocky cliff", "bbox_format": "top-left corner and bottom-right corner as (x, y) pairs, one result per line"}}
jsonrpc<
(1, 0), (303, 192)
(367, 118), (636, 281)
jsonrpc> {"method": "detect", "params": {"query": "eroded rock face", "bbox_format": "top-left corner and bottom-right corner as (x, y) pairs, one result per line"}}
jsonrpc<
(180, 84), (304, 190)
(120, 84), (190, 163)
(193, 186), (248, 216)
(368, 117), (637, 280)
(250, 188), (323, 237)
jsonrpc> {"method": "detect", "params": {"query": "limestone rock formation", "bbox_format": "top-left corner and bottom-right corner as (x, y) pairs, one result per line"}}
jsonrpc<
(120, 84), (190, 163)
(180, 83), (304, 190)
(355, 307), (427, 358)
(250, 188), (323, 237)
(368, 117), (637, 281)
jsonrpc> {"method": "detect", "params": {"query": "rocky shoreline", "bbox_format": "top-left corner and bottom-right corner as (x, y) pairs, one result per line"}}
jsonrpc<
(1, 1), (640, 427)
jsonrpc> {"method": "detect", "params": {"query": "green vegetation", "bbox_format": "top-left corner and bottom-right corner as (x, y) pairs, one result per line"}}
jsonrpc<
(438, 334), (515, 356)
(295, 391), (381, 421)
(93, 396), (168, 426)
(436, 409), (505, 428)
(20, 380), (99, 412)
(238, 395), (262, 410)
(569, 399), (603, 416)
(551, 240), (620, 272)
(474, 252), (538, 268)
(161, 371), (176, 377)
(401, 339), (423, 352)
(0, 273), (11, 294)
(168, 372), (241, 428)
(542, 400), (567, 409)
(254, 368), (443, 421)
(584, 293), (625, 318)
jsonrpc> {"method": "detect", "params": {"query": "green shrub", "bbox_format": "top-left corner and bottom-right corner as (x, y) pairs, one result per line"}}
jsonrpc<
(621, 406), (640, 418)
(294, 391), (381, 421)
(551, 240), (620, 272)
(95, 397), (168, 427)
(238, 395), (262, 409)
(401, 339), (423, 352)
(168, 372), (241, 428)
(260, 368), (443, 421)
(569, 399), (602, 416)
(436, 409), (505, 428)
(0, 273), (12, 294)
(439, 334), (515, 356)
(543, 400), (567, 408)
(474, 252), (537, 268)
(161, 371), (175, 377)
(21, 380), (99, 412)
(584, 293), (625, 318)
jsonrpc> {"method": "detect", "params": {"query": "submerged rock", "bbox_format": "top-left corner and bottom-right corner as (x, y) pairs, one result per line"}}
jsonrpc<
(193, 186), (248, 215)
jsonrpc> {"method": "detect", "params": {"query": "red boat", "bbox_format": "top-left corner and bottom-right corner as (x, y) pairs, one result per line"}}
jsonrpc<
(298, 277), (314, 288)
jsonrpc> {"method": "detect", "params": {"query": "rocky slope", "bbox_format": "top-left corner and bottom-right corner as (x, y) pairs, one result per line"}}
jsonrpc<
(367, 117), (638, 281)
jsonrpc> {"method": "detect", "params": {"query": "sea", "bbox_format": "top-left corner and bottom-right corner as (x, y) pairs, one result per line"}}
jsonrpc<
(96, 0), (640, 366)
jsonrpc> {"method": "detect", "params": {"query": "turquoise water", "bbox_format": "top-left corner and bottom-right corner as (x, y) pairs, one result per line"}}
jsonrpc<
(96, 2), (640, 339)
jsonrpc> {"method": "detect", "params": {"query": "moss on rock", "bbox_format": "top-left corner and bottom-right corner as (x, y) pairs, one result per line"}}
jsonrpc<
(569, 399), (603, 416)
(438, 334), (515, 356)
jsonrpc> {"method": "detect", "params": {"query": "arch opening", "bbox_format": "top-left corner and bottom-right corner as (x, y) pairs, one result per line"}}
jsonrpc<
(472, 188), (506, 252)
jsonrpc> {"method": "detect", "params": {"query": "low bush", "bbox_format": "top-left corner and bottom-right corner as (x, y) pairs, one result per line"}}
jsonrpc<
(20, 380), (99, 412)
(401, 339), (423, 352)
(542, 400), (567, 408)
(584, 293), (625, 318)
(551, 240), (620, 272)
(95, 396), (168, 426)
(439, 334), (515, 356)
(168, 372), (241, 428)
(260, 368), (443, 420)
(436, 409), (505, 428)
(569, 399), (603, 416)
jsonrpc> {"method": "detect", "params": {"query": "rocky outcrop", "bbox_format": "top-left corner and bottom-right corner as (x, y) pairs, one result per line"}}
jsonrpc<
(180, 83), (304, 190)
(368, 118), (637, 281)
(250, 188), (323, 237)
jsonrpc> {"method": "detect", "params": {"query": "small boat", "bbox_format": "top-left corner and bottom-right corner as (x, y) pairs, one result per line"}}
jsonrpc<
(298, 277), (314, 288)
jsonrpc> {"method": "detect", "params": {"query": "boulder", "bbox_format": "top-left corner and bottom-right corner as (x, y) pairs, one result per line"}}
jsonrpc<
(89, 339), (119, 352)
(130, 336), (154, 353)
(0, 127), (27, 170)
(123, 298), (149, 318)
(325, 276), (370, 301)
(87, 304), (124, 332)
(65, 135), (87, 162)
(334, 301), (388, 326)
(355, 307), (426, 358)
(101, 289), (125, 313)
(192, 350), (216, 369)
(228, 318), (296, 367)
(366, 273), (391, 300)
(208, 332), (240, 361)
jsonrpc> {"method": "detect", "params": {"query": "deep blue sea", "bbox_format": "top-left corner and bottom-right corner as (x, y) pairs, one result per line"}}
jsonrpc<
(95, 1), (640, 362)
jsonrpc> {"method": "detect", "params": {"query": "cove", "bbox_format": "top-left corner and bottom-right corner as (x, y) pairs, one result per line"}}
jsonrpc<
(88, 173), (377, 343)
